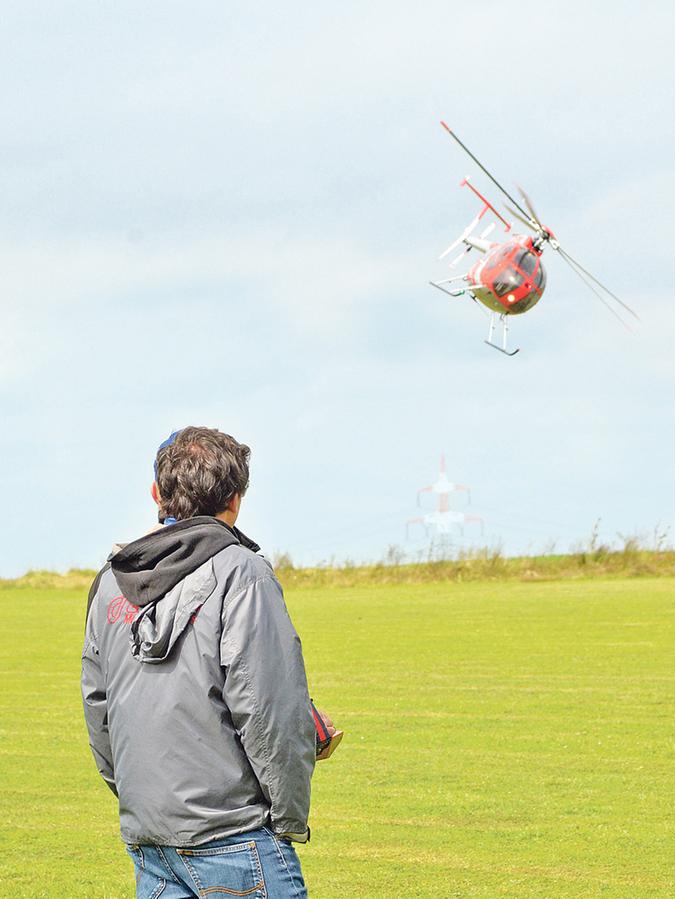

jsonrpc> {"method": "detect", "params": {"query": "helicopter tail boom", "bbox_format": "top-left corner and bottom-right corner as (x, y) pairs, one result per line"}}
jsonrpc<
(439, 179), (510, 264)
(461, 177), (511, 231)
(464, 234), (492, 253)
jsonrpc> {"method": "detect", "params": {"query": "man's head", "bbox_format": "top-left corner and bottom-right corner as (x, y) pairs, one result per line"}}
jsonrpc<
(152, 426), (250, 524)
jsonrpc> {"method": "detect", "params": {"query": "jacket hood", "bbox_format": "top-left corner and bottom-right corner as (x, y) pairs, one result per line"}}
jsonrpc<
(130, 558), (218, 663)
(110, 516), (260, 665)
(111, 516), (259, 607)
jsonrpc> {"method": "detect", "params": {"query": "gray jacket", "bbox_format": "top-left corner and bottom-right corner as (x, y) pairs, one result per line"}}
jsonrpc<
(81, 517), (316, 847)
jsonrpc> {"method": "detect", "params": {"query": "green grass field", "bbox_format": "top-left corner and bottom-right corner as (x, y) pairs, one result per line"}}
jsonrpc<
(1, 576), (673, 897)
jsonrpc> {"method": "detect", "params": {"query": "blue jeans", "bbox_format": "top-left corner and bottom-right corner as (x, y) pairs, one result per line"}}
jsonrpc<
(125, 827), (307, 899)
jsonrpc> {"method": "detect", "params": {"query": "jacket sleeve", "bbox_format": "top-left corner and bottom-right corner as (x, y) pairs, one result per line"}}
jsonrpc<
(81, 616), (118, 796)
(220, 574), (315, 836)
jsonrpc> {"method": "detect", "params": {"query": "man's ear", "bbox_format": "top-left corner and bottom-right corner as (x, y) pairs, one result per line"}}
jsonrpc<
(151, 482), (161, 506)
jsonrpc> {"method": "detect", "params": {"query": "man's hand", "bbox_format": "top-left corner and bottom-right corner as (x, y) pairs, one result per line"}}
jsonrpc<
(316, 709), (337, 739)
(314, 707), (343, 760)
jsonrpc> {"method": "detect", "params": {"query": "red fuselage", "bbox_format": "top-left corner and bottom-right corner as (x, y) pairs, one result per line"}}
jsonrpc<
(468, 235), (547, 315)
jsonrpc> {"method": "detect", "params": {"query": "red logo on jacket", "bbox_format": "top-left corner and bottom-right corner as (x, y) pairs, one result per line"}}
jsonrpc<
(107, 594), (139, 625)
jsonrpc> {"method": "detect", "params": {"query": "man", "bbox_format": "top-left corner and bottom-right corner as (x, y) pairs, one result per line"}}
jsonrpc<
(82, 426), (332, 898)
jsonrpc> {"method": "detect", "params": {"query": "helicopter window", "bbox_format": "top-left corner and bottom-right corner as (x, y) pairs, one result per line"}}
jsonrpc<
(535, 263), (547, 290)
(487, 245), (512, 270)
(516, 250), (538, 277)
(493, 267), (524, 297)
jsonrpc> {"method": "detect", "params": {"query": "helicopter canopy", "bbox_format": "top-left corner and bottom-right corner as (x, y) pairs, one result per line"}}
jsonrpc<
(488, 247), (546, 314)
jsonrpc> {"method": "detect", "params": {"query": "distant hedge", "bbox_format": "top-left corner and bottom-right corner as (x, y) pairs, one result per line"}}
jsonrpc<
(2, 547), (674, 591)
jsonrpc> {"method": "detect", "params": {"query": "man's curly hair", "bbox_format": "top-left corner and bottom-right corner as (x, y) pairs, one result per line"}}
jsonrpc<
(154, 426), (250, 522)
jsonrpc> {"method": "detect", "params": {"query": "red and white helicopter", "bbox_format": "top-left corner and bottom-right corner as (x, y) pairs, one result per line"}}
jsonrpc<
(430, 121), (638, 356)
(407, 454), (483, 538)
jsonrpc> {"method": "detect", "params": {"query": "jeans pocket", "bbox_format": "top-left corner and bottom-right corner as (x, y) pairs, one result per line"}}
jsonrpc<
(176, 840), (266, 897)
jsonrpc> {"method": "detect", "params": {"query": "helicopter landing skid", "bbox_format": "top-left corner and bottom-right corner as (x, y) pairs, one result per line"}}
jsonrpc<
(430, 281), (520, 355)
(429, 278), (466, 298)
(485, 312), (519, 356)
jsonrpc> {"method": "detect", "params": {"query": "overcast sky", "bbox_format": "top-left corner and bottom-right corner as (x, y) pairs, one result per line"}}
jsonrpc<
(1, 2), (673, 576)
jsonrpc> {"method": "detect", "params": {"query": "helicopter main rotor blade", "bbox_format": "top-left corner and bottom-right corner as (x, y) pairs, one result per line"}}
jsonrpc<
(504, 204), (539, 233)
(517, 185), (544, 231)
(555, 248), (634, 332)
(557, 246), (640, 321)
(440, 122), (533, 223)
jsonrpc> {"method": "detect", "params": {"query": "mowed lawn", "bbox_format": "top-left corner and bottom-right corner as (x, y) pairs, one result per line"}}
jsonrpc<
(0, 577), (673, 897)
